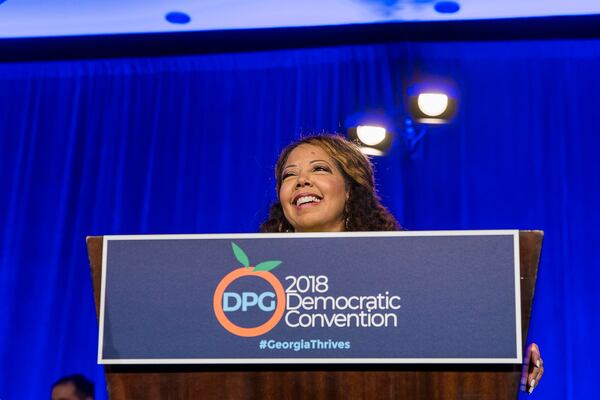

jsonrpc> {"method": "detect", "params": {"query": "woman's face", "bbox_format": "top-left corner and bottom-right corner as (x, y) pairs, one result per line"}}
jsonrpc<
(279, 144), (349, 232)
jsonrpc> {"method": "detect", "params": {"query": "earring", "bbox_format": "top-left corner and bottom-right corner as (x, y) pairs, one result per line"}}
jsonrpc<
(344, 204), (350, 231)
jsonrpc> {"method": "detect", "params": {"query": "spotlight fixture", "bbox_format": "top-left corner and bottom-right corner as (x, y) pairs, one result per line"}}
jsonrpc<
(345, 113), (394, 156)
(408, 84), (457, 124)
(434, 1), (461, 14)
(346, 80), (458, 156)
(165, 11), (191, 25)
(417, 93), (448, 117)
(357, 125), (386, 146)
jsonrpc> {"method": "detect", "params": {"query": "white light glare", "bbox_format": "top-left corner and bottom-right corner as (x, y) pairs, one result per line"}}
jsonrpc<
(356, 125), (386, 146)
(417, 93), (449, 117)
(359, 147), (384, 156)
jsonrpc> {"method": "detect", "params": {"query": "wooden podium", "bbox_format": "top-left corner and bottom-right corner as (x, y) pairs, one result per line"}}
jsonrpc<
(86, 231), (542, 400)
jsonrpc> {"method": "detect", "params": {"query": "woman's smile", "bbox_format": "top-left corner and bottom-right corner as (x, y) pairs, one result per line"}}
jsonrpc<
(293, 193), (322, 209)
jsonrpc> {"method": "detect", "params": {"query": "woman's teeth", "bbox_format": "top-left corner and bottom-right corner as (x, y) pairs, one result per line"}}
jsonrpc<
(296, 196), (321, 206)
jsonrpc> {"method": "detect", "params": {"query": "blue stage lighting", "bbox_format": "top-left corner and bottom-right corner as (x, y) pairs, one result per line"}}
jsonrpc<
(434, 1), (461, 14)
(165, 12), (191, 25)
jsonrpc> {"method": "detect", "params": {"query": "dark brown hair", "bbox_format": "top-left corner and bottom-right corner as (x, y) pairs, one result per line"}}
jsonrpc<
(52, 374), (94, 399)
(260, 134), (400, 232)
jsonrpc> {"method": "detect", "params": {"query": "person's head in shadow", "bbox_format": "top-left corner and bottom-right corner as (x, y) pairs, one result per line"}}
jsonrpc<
(51, 374), (94, 400)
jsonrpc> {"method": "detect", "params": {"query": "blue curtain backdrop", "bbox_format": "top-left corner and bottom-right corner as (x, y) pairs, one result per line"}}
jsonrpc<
(1, 39), (599, 399)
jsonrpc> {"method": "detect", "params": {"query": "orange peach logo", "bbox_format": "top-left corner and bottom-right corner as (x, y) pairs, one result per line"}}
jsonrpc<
(213, 243), (286, 337)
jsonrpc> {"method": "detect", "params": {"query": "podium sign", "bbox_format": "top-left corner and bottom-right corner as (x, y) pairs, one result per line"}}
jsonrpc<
(98, 231), (521, 364)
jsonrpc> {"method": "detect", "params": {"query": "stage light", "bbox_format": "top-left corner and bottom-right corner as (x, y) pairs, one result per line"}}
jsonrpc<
(348, 125), (392, 156)
(434, 1), (461, 14)
(345, 113), (394, 156)
(408, 84), (457, 124)
(165, 12), (191, 25)
(346, 81), (458, 156)
(356, 125), (386, 146)
(417, 93), (449, 117)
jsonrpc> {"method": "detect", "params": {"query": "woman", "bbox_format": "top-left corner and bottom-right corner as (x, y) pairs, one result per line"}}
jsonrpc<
(261, 134), (544, 393)
(260, 134), (399, 233)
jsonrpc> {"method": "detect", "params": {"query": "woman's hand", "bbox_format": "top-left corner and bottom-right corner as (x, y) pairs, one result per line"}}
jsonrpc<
(521, 343), (544, 394)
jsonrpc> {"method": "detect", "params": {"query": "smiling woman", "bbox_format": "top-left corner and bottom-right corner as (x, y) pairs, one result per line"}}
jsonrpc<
(260, 133), (544, 393)
(260, 134), (400, 233)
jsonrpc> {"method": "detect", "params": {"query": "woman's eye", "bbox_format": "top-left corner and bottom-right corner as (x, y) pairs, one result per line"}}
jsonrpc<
(282, 172), (294, 180)
(314, 165), (330, 172)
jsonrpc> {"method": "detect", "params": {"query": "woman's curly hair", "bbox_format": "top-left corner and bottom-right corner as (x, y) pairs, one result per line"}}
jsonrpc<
(260, 134), (401, 232)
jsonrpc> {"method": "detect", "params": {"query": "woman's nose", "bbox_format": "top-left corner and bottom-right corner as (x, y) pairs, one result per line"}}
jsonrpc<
(296, 173), (312, 188)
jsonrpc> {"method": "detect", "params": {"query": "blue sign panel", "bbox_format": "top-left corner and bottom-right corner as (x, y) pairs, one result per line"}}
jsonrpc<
(98, 231), (521, 364)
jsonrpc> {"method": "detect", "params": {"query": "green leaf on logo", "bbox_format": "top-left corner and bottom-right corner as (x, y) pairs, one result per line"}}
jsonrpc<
(231, 242), (250, 268)
(253, 260), (282, 272)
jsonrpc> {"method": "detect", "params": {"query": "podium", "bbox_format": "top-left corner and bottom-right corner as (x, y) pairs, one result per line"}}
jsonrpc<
(86, 231), (542, 399)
